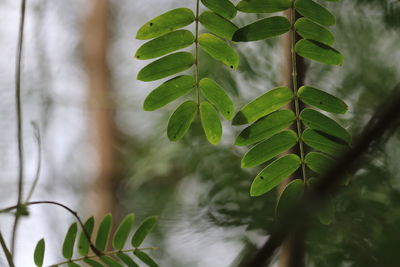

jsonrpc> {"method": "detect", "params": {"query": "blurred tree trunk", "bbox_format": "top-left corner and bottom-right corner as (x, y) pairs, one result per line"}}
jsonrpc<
(83, 0), (119, 221)
(278, 10), (307, 267)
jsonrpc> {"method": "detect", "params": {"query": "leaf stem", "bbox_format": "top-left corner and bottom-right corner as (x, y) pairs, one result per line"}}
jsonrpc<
(290, 3), (307, 182)
(0, 230), (15, 267)
(194, 0), (201, 106)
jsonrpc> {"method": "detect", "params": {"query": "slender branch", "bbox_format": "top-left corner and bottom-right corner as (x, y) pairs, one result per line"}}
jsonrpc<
(25, 122), (42, 202)
(11, 0), (27, 256)
(194, 0), (201, 106)
(49, 247), (158, 267)
(0, 231), (15, 267)
(1, 201), (102, 257)
(238, 83), (400, 267)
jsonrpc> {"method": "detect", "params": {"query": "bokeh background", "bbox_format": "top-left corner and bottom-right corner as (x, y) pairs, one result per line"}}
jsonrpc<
(0, 0), (400, 266)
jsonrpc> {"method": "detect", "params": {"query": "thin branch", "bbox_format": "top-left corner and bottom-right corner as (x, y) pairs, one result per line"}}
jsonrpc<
(11, 0), (27, 256)
(0, 231), (15, 267)
(238, 83), (400, 267)
(25, 122), (42, 202)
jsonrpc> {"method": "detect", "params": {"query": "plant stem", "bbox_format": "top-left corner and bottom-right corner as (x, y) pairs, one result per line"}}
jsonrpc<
(11, 0), (27, 256)
(194, 0), (200, 106)
(0, 231), (15, 267)
(290, 3), (307, 183)
(25, 122), (42, 202)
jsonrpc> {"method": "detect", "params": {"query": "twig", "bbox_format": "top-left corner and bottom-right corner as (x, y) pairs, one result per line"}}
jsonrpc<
(0, 231), (15, 267)
(25, 122), (42, 202)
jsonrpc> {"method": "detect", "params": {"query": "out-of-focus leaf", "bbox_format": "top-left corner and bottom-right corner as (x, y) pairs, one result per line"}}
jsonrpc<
(276, 179), (304, 218)
(137, 52), (195, 82)
(112, 213), (135, 250)
(250, 154), (301, 196)
(167, 101), (197, 141)
(300, 108), (351, 143)
(232, 86), (293, 125)
(233, 16), (291, 42)
(200, 102), (222, 144)
(298, 86), (348, 114)
(143, 75), (195, 111)
(135, 30), (195, 60)
(78, 217), (94, 256)
(95, 214), (112, 252)
(100, 256), (123, 267)
(236, 0), (291, 13)
(199, 33), (238, 69)
(302, 129), (348, 156)
(234, 110), (295, 146)
(117, 253), (140, 267)
(62, 223), (78, 259)
(131, 216), (158, 248)
(133, 250), (159, 267)
(295, 18), (335, 46)
(295, 0), (336, 26)
(241, 130), (298, 168)
(199, 11), (238, 40)
(136, 8), (195, 40)
(201, 0), (237, 19)
(318, 198), (335, 225)
(199, 78), (234, 120)
(83, 259), (104, 267)
(295, 39), (343, 65)
(305, 152), (335, 174)
(34, 239), (45, 267)
(67, 263), (80, 267)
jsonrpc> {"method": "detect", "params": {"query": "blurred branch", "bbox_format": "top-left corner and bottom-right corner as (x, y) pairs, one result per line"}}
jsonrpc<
(0, 231), (15, 267)
(25, 122), (42, 202)
(238, 83), (400, 267)
(11, 0), (27, 256)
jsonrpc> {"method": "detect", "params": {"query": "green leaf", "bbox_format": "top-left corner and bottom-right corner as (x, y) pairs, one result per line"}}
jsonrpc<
(236, 0), (291, 13)
(201, 0), (237, 19)
(167, 101), (197, 142)
(295, 0), (335, 26)
(250, 154), (301, 196)
(83, 259), (104, 267)
(131, 216), (158, 248)
(302, 129), (348, 156)
(241, 130), (298, 168)
(305, 152), (335, 174)
(112, 213), (135, 250)
(297, 86), (348, 114)
(295, 39), (343, 65)
(34, 239), (45, 267)
(143, 75), (195, 111)
(62, 222), (78, 259)
(100, 256), (123, 267)
(199, 33), (238, 69)
(78, 217), (94, 256)
(117, 253), (140, 267)
(200, 102), (222, 144)
(199, 11), (238, 40)
(300, 108), (351, 143)
(137, 52), (195, 82)
(318, 198), (335, 225)
(234, 110), (295, 146)
(95, 214), (112, 252)
(136, 8), (195, 40)
(133, 250), (159, 267)
(67, 263), (80, 267)
(233, 16), (291, 42)
(199, 78), (234, 120)
(294, 18), (335, 46)
(232, 86), (293, 125)
(135, 30), (195, 60)
(276, 179), (304, 218)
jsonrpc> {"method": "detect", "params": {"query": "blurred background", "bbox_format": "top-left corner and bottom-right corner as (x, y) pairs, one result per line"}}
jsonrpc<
(0, 0), (400, 266)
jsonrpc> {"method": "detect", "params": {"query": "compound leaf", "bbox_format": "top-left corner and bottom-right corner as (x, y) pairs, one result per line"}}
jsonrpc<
(295, 0), (335, 26)
(62, 223), (78, 259)
(143, 75), (195, 111)
(276, 179), (304, 218)
(117, 253), (140, 267)
(95, 214), (112, 252)
(137, 52), (195, 82)
(136, 8), (195, 40)
(100, 256), (123, 267)
(83, 259), (104, 267)
(201, 0), (237, 19)
(295, 18), (335, 46)
(233, 16), (291, 42)
(133, 250), (159, 267)
(131, 216), (158, 248)
(167, 101), (197, 142)
(302, 129), (348, 156)
(113, 213), (135, 250)
(199, 33), (238, 69)
(135, 30), (195, 60)
(78, 217), (95, 256)
(232, 86), (293, 125)
(199, 78), (234, 120)
(250, 154), (301, 196)
(200, 101), (222, 145)
(298, 86), (348, 114)
(305, 152), (335, 174)
(34, 239), (45, 267)
(295, 39), (343, 65)
(241, 130), (298, 168)
(236, 0), (291, 13)
(235, 110), (295, 146)
(199, 11), (238, 40)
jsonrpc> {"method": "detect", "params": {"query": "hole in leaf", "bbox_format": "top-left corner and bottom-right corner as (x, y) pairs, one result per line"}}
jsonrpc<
(319, 101), (323, 104)
(150, 22), (153, 26)
(230, 65), (233, 69)
(260, 176), (264, 179)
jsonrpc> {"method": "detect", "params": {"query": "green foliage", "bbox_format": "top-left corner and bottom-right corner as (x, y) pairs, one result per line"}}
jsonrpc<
(298, 86), (348, 114)
(294, 18), (335, 46)
(295, 39), (344, 65)
(236, 0), (292, 13)
(135, 1), (238, 144)
(276, 179), (305, 218)
(33, 215), (158, 267)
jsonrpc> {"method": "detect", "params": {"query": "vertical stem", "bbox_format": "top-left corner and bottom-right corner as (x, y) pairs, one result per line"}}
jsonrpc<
(0, 231), (15, 267)
(290, 3), (307, 183)
(11, 0), (27, 256)
(194, 0), (200, 106)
